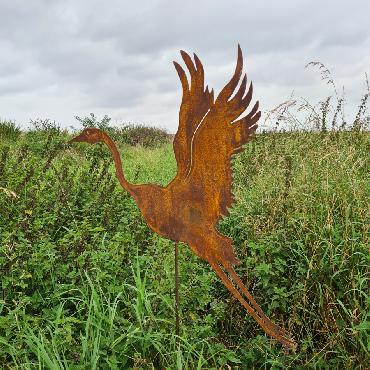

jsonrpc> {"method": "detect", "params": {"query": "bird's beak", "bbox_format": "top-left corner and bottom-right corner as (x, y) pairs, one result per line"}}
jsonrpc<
(68, 133), (85, 144)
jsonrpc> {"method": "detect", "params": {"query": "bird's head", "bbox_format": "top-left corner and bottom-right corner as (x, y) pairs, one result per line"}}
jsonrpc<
(69, 128), (104, 144)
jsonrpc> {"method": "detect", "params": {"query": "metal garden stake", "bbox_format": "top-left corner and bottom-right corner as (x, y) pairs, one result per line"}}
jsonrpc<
(70, 45), (296, 349)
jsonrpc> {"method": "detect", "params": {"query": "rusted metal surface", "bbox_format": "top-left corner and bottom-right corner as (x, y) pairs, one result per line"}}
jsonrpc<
(174, 242), (180, 345)
(70, 45), (296, 349)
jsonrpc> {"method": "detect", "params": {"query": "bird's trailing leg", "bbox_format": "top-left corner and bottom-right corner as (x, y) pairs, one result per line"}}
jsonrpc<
(209, 259), (297, 349)
(225, 265), (291, 338)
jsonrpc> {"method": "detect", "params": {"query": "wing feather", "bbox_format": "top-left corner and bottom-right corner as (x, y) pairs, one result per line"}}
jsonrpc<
(185, 45), (260, 222)
(172, 51), (214, 180)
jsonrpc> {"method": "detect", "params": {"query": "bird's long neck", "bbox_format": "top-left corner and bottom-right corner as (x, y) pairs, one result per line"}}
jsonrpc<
(101, 132), (136, 195)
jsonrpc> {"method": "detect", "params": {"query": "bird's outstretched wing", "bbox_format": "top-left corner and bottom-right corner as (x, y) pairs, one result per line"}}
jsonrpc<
(169, 48), (296, 349)
(172, 51), (214, 180)
(184, 45), (261, 222)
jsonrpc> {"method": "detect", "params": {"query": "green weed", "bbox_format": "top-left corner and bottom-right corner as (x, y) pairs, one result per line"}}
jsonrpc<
(0, 116), (368, 368)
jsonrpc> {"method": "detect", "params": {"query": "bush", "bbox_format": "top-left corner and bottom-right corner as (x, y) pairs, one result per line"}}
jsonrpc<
(0, 120), (21, 141)
(116, 124), (169, 148)
(0, 125), (368, 368)
(74, 114), (170, 148)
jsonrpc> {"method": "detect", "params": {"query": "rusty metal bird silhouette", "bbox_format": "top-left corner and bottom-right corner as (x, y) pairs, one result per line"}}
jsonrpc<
(70, 45), (296, 349)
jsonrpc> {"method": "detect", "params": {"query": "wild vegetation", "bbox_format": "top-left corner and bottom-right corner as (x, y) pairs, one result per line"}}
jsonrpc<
(0, 73), (369, 368)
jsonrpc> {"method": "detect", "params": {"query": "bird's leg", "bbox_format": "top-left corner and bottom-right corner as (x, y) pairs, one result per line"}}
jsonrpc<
(209, 260), (296, 349)
(223, 263), (292, 338)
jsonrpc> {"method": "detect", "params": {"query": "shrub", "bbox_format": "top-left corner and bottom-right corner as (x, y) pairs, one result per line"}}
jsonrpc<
(0, 120), (21, 141)
(74, 114), (170, 148)
(116, 124), (169, 148)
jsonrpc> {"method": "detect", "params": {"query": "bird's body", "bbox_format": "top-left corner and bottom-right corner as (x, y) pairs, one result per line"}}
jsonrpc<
(70, 46), (297, 349)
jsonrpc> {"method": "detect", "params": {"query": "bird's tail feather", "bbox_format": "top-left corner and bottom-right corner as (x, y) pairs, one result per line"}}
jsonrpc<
(209, 260), (297, 349)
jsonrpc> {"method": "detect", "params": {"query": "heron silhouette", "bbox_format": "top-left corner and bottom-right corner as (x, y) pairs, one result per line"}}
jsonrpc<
(70, 45), (296, 349)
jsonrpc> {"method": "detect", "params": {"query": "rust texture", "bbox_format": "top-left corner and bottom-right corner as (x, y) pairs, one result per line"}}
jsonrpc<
(70, 45), (297, 349)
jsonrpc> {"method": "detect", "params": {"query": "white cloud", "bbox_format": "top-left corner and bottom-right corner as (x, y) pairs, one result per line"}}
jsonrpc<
(0, 0), (368, 132)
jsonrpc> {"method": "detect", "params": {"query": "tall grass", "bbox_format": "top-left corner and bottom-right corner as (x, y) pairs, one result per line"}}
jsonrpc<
(0, 122), (368, 368)
(0, 120), (21, 141)
(0, 71), (369, 367)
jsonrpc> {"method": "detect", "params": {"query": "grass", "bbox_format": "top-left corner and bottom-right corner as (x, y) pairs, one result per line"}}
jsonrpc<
(0, 118), (368, 368)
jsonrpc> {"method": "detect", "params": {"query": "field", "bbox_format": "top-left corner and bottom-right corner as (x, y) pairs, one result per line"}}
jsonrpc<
(0, 119), (368, 369)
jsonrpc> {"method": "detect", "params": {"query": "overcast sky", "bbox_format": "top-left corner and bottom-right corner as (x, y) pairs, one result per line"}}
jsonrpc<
(0, 0), (369, 132)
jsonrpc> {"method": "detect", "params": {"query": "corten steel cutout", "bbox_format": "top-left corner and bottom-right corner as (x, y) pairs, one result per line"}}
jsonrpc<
(70, 45), (297, 349)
